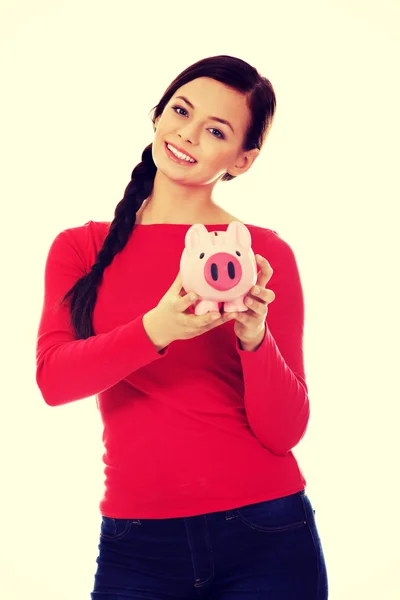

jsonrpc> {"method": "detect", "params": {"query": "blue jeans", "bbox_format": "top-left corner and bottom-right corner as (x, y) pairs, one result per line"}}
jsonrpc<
(91, 490), (328, 599)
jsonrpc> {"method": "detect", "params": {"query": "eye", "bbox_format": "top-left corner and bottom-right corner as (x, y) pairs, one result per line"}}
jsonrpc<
(173, 106), (187, 117)
(171, 106), (225, 139)
(209, 128), (224, 139)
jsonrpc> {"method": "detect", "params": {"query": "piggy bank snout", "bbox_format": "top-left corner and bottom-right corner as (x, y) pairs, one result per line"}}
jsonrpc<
(204, 252), (243, 291)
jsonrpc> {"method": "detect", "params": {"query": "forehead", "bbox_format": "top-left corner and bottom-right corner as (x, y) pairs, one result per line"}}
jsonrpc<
(172, 77), (250, 128)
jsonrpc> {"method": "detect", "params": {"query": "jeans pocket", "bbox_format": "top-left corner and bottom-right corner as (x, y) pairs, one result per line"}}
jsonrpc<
(100, 516), (133, 540)
(232, 492), (307, 533)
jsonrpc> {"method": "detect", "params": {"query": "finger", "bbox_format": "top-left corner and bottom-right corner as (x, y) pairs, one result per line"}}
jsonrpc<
(250, 287), (275, 304)
(186, 308), (224, 329)
(197, 306), (234, 327)
(203, 311), (226, 327)
(172, 272), (183, 293)
(244, 297), (268, 318)
(179, 290), (199, 312)
(174, 272), (191, 298)
(256, 262), (273, 286)
(255, 255), (274, 287)
(266, 289), (275, 303)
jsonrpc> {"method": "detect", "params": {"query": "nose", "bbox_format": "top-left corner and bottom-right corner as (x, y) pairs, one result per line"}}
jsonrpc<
(179, 125), (200, 144)
(204, 253), (242, 291)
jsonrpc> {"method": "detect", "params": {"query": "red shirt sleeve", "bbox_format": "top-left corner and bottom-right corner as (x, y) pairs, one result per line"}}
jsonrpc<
(35, 227), (169, 407)
(236, 231), (310, 455)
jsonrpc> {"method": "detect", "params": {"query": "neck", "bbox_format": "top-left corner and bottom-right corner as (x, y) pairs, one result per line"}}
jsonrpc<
(137, 169), (222, 225)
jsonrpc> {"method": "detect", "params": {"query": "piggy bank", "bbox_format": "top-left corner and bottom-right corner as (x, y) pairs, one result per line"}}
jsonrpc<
(179, 221), (258, 316)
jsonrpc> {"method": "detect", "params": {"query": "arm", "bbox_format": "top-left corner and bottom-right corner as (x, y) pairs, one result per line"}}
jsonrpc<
(236, 232), (310, 455)
(35, 228), (169, 407)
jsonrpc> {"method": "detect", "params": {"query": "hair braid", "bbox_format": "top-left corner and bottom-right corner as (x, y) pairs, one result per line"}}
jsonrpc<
(59, 144), (157, 340)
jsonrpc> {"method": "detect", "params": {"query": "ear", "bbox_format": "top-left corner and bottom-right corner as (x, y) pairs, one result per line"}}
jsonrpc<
(227, 148), (260, 177)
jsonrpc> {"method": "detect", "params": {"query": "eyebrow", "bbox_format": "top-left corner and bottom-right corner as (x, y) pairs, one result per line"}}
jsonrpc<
(175, 96), (235, 134)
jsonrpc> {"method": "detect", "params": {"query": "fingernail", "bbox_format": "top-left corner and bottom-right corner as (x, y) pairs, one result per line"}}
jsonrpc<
(253, 286), (260, 294)
(189, 293), (197, 301)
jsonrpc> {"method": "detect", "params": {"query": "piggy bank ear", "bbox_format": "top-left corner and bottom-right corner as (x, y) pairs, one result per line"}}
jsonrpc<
(184, 223), (209, 256)
(226, 221), (252, 248)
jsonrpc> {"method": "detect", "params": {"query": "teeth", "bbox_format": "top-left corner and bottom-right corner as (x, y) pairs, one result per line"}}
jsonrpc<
(167, 143), (196, 162)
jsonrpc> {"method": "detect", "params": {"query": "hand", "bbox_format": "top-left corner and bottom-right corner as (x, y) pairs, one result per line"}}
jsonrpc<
(143, 272), (234, 350)
(232, 254), (276, 349)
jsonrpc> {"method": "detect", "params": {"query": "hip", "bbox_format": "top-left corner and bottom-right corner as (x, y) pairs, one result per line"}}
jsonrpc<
(93, 490), (328, 599)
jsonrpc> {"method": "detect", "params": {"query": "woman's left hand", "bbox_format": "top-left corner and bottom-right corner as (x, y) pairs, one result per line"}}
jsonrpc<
(232, 254), (276, 348)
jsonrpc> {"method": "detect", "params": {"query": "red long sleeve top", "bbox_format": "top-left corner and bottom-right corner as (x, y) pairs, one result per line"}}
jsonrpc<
(35, 220), (310, 519)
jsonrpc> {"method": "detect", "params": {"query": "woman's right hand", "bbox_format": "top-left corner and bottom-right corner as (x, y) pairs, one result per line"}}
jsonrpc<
(143, 272), (237, 351)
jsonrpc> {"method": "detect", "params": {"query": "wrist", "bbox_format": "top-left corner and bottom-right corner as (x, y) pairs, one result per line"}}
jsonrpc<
(238, 327), (266, 352)
(143, 308), (171, 352)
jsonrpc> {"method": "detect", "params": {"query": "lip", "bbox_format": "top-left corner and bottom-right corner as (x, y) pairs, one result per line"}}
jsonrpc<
(165, 141), (197, 162)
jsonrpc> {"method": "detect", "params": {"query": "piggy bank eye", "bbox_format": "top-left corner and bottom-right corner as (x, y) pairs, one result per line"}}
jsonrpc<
(236, 251), (241, 257)
(199, 253), (205, 259)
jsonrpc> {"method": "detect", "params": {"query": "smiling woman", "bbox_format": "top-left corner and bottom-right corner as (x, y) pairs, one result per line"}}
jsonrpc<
(36, 54), (328, 599)
(137, 74), (265, 226)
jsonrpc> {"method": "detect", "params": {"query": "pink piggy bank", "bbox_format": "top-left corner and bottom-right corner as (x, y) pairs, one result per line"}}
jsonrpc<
(179, 221), (258, 316)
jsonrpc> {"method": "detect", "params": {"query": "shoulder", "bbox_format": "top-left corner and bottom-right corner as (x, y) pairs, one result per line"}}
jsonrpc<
(245, 223), (279, 247)
(56, 220), (110, 244)
(246, 225), (301, 273)
(45, 220), (110, 272)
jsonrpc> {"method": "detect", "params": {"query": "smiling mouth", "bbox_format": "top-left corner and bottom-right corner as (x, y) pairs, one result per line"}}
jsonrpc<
(165, 142), (197, 163)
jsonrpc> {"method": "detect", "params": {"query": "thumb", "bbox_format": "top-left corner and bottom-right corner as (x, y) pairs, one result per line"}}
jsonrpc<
(171, 271), (183, 292)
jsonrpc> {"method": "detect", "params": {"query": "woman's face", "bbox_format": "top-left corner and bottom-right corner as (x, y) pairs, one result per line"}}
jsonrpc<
(152, 77), (258, 185)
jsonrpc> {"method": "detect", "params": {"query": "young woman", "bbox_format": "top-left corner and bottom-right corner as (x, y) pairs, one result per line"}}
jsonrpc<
(36, 54), (328, 599)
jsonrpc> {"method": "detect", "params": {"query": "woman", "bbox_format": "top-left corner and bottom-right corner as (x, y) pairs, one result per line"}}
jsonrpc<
(36, 54), (328, 599)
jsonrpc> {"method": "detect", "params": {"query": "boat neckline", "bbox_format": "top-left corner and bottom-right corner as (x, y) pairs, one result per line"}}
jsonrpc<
(133, 222), (253, 227)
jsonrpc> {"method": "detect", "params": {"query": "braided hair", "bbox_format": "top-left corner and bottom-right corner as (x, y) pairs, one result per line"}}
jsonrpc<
(59, 54), (276, 340)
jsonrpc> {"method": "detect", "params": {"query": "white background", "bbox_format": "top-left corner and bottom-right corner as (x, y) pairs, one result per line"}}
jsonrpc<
(1, 0), (399, 598)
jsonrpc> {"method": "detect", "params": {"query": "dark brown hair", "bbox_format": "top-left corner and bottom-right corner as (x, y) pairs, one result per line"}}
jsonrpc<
(59, 54), (276, 339)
